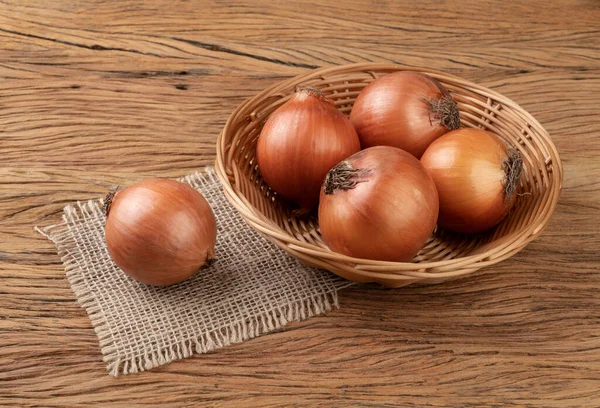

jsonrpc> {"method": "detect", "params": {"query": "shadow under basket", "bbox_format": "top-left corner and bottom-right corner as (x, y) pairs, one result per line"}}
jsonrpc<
(215, 63), (563, 288)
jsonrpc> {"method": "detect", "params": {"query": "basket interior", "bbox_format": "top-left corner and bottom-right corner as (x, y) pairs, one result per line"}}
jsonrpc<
(220, 68), (558, 267)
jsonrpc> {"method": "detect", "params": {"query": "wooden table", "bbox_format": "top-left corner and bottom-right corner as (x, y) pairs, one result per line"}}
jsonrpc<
(2, 0), (599, 406)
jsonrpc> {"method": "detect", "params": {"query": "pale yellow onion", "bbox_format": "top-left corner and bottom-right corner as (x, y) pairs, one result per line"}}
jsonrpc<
(420, 128), (523, 233)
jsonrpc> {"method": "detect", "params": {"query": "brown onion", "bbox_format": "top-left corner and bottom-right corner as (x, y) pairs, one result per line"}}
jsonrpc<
(256, 88), (361, 211)
(104, 178), (217, 286)
(420, 128), (523, 233)
(318, 146), (439, 262)
(350, 71), (460, 158)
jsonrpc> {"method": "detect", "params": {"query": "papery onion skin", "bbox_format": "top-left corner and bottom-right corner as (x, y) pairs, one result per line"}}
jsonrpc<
(105, 178), (217, 286)
(420, 128), (523, 234)
(256, 88), (361, 211)
(350, 71), (460, 159)
(318, 146), (439, 262)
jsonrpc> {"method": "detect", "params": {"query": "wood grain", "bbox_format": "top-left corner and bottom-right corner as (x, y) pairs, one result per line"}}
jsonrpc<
(1, 0), (599, 406)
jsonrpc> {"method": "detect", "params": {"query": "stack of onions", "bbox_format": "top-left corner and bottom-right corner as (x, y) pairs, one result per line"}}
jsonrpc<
(253, 72), (524, 263)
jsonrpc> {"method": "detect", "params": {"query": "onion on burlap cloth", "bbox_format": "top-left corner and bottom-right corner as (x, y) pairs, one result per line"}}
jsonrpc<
(37, 167), (351, 376)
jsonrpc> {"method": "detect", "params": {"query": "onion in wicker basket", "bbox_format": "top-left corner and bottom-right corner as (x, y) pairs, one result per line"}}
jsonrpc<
(215, 63), (562, 288)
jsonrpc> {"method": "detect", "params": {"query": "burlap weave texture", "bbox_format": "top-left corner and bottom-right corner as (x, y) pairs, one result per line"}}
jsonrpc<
(37, 168), (349, 376)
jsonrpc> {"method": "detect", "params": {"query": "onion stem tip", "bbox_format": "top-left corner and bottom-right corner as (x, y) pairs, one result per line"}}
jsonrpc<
(503, 149), (523, 200)
(324, 160), (368, 195)
(428, 95), (460, 130)
(103, 189), (118, 217)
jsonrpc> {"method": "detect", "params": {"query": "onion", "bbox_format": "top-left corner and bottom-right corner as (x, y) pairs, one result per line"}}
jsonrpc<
(420, 128), (523, 233)
(350, 71), (460, 158)
(104, 178), (217, 286)
(256, 88), (361, 211)
(318, 146), (439, 262)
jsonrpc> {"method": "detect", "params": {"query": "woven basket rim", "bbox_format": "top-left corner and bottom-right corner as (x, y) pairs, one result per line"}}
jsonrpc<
(215, 63), (563, 280)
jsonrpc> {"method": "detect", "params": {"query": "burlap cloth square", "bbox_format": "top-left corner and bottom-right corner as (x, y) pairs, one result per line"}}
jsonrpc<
(37, 167), (350, 376)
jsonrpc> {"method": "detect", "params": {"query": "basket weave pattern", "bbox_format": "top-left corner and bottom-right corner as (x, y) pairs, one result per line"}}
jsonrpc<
(216, 64), (562, 288)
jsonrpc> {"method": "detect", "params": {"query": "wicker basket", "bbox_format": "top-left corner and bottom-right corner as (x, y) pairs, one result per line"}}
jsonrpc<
(215, 63), (562, 288)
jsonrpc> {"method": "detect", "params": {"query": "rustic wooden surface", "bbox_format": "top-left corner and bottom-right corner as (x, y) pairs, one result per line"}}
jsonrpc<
(1, 0), (599, 406)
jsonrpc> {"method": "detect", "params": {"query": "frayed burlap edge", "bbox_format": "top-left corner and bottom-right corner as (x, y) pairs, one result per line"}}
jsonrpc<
(36, 167), (346, 376)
